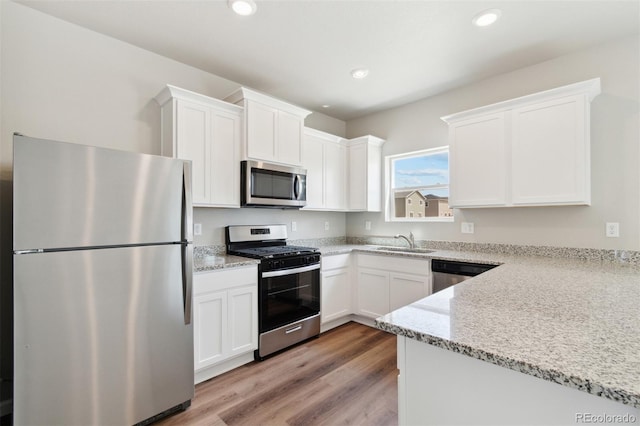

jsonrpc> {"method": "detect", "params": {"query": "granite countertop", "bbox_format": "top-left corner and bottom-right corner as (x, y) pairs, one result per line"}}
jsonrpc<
(193, 242), (640, 406)
(365, 250), (640, 409)
(194, 253), (259, 272)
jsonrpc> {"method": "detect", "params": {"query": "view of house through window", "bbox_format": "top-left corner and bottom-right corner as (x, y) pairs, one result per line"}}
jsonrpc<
(387, 147), (451, 221)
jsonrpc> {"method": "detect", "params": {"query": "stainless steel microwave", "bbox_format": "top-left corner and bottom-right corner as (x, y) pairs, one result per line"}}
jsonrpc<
(241, 160), (307, 208)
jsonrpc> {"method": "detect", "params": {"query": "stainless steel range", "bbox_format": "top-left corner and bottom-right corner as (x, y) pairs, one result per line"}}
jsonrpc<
(225, 225), (321, 359)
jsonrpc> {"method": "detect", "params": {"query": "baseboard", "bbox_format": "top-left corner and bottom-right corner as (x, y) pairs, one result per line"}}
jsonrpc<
(321, 314), (377, 333)
(195, 352), (255, 384)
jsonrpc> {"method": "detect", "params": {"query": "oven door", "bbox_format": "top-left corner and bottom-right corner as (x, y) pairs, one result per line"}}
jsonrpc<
(260, 263), (320, 332)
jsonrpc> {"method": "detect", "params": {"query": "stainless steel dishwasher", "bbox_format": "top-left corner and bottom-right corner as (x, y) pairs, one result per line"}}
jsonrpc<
(431, 259), (498, 293)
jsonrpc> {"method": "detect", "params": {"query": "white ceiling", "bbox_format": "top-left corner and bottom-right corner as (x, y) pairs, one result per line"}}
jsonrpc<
(16, 0), (640, 121)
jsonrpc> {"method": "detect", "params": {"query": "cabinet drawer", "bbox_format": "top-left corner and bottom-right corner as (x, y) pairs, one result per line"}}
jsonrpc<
(357, 254), (429, 276)
(195, 266), (257, 295)
(322, 253), (351, 270)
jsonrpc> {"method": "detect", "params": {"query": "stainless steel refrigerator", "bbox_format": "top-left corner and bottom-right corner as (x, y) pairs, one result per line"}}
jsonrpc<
(12, 134), (194, 425)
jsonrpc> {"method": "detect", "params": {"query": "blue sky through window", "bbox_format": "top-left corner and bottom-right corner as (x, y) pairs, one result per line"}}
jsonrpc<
(393, 152), (449, 189)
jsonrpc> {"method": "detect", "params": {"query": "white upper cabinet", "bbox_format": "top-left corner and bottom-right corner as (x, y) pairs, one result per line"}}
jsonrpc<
(302, 128), (347, 211)
(442, 78), (600, 208)
(225, 87), (311, 167)
(448, 112), (507, 207)
(511, 95), (588, 205)
(348, 136), (385, 212)
(155, 85), (242, 208)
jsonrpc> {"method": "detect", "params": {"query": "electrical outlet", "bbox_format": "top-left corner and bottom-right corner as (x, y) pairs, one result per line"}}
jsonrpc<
(291, 221), (297, 232)
(193, 223), (202, 236)
(324, 221), (330, 231)
(606, 222), (619, 238)
(365, 221), (371, 231)
(461, 222), (474, 234)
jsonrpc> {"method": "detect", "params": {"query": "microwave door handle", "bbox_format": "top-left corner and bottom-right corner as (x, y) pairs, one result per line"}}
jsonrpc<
(294, 175), (301, 199)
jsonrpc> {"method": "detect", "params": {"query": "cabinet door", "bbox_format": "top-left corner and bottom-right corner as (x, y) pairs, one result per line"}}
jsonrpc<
(210, 110), (241, 207)
(511, 95), (588, 205)
(278, 110), (303, 166)
(247, 100), (277, 162)
(348, 143), (367, 211)
(356, 268), (390, 318)
(449, 113), (507, 207)
(389, 272), (430, 312)
(321, 268), (351, 323)
(193, 291), (227, 371)
(302, 134), (325, 209)
(176, 100), (210, 204)
(228, 285), (258, 356)
(324, 142), (346, 210)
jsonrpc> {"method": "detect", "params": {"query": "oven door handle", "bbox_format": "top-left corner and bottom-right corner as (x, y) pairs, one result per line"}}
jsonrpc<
(262, 263), (320, 278)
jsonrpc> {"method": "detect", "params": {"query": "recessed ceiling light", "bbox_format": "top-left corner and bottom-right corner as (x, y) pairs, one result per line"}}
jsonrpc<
(472, 9), (501, 27)
(228, 0), (257, 16)
(351, 68), (369, 79)
(322, 104), (330, 108)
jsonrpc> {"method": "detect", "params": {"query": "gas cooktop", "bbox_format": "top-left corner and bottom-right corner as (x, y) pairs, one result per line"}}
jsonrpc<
(229, 245), (318, 259)
(225, 224), (318, 260)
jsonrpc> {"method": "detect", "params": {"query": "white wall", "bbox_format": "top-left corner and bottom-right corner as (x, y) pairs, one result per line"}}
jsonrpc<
(346, 36), (640, 250)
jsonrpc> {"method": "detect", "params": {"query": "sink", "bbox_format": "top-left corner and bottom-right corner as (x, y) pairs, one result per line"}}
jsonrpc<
(375, 247), (435, 254)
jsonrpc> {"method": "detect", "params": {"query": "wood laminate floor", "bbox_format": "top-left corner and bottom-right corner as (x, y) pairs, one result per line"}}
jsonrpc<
(157, 322), (398, 426)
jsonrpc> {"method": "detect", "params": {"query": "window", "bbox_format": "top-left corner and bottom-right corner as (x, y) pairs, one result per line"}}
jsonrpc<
(385, 146), (452, 222)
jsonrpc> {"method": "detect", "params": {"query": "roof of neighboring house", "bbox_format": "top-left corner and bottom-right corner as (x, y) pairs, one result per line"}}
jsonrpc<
(424, 193), (448, 200)
(394, 190), (427, 201)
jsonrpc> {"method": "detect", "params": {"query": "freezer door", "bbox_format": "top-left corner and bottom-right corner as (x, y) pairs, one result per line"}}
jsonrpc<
(13, 135), (185, 251)
(14, 245), (194, 426)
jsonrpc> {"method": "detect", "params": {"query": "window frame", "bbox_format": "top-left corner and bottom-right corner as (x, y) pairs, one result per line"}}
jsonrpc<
(384, 146), (453, 223)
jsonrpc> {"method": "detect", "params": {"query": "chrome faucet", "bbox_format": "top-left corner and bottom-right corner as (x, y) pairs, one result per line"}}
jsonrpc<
(395, 232), (415, 249)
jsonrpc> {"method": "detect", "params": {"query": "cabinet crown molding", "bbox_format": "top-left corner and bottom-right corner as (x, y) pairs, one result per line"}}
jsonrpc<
(304, 126), (346, 144)
(225, 87), (312, 118)
(440, 78), (601, 124)
(155, 84), (243, 114)
(346, 135), (386, 147)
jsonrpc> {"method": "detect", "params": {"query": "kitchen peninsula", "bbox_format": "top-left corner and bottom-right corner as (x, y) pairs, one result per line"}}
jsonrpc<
(375, 252), (640, 425)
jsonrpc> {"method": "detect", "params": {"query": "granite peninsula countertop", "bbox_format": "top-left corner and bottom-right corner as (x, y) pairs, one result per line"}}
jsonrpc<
(358, 249), (640, 409)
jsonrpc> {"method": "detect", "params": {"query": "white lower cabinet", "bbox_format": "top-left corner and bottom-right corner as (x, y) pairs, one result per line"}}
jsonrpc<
(193, 265), (257, 384)
(389, 272), (431, 312)
(357, 268), (390, 318)
(321, 254), (352, 328)
(356, 255), (431, 319)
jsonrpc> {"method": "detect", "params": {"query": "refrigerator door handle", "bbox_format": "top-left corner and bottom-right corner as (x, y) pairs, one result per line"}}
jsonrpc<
(182, 160), (194, 325)
(182, 161), (193, 243)
(182, 243), (193, 325)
